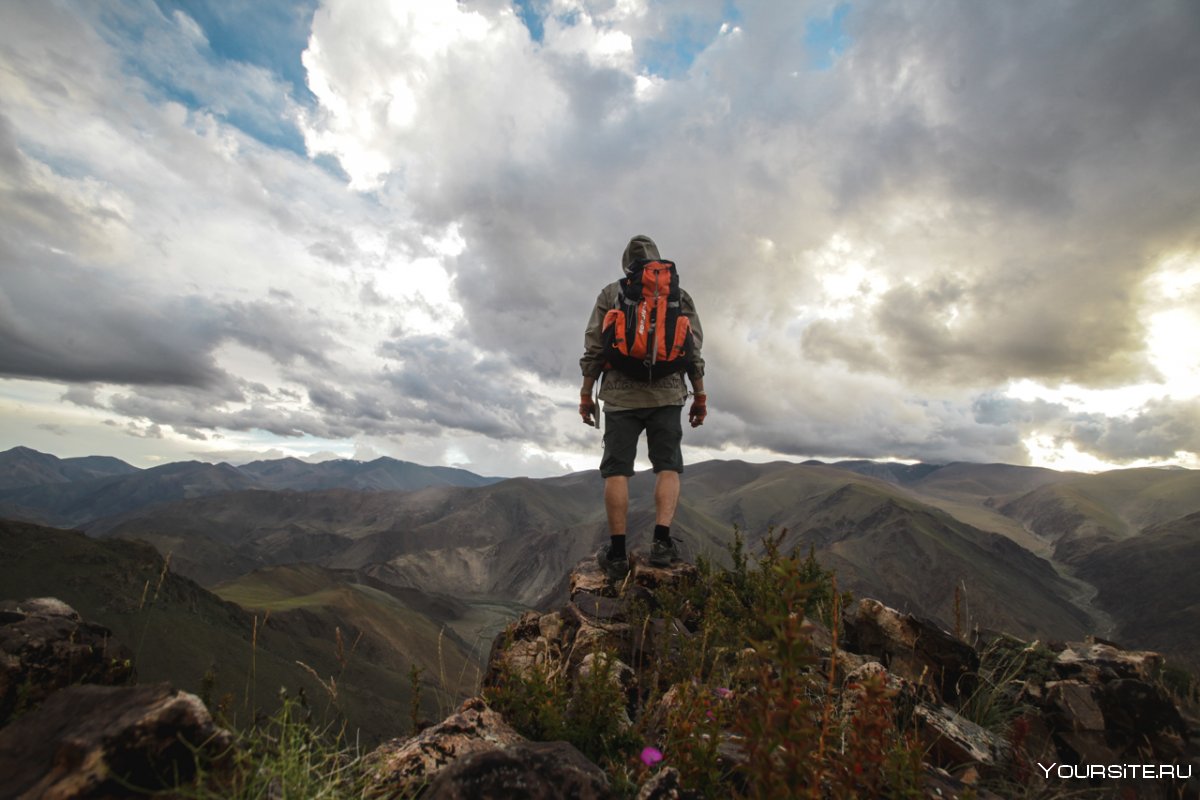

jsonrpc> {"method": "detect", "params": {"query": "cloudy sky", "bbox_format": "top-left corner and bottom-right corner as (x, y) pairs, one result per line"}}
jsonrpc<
(1, 0), (1198, 477)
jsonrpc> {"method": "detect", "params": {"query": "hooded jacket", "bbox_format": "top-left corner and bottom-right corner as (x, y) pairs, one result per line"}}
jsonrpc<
(580, 235), (705, 409)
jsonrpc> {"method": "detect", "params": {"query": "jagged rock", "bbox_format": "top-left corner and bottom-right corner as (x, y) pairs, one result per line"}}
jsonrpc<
(992, 637), (1200, 795)
(576, 652), (636, 729)
(1053, 638), (1163, 683)
(0, 597), (135, 726)
(843, 598), (978, 704)
(424, 740), (616, 799)
(1029, 645), (1191, 775)
(363, 696), (525, 799)
(627, 556), (699, 594)
(840, 660), (922, 723)
(484, 610), (569, 686)
(922, 766), (1006, 800)
(912, 701), (1010, 776)
(1046, 679), (1105, 731)
(844, 659), (888, 685)
(0, 682), (230, 799)
(637, 766), (684, 799)
(1095, 677), (1188, 741)
(576, 650), (635, 690)
(487, 555), (698, 689)
(481, 547), (1200, 799)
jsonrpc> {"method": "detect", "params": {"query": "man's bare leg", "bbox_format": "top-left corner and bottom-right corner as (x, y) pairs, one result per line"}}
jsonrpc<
(604, 475), (629, 536)
(655, 469), (680, 527)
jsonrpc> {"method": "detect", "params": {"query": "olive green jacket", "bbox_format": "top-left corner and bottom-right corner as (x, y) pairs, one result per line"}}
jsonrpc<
(579, 236), (705, 409)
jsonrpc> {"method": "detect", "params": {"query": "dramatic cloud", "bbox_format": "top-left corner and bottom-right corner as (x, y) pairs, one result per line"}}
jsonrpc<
(1, 0), (1198, 474)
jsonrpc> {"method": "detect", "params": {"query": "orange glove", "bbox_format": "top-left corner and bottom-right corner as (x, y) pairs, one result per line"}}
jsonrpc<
(580, 393), (597, 426)
(688, 393), (707, 427)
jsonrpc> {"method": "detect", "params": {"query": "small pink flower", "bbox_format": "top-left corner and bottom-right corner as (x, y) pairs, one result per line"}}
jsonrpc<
(640, 746), (664, 766)
(714, 687), (734, 699)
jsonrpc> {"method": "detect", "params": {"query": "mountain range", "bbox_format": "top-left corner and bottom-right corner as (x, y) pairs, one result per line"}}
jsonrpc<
(0, 446), (501, 530)
(2, 445), (1199, 729)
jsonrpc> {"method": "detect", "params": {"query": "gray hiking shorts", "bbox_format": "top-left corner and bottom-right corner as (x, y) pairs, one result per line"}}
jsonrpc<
(600, 405), (684, 478)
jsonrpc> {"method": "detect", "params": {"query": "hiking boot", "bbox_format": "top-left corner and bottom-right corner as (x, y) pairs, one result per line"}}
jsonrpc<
(649, 536), (682, 568)
(597, 544), (630, 583)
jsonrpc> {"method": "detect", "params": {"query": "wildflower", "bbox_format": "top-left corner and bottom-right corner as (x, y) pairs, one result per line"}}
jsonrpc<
(714, 687), (734, 699)
(641, 746), (664, 767)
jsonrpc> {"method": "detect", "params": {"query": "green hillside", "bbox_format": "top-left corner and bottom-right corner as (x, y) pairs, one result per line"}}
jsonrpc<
(0, 520), (474, 744)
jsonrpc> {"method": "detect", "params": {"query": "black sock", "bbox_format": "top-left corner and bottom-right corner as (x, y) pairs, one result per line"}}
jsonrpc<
(610, 535), (626, 558)
(654, 524), (671, 543)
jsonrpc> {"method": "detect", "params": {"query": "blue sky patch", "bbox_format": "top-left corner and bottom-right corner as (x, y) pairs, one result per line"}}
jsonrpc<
(640, 2), (742, 79)
(805, 3), (851, 70)
(100, 0), (315, 154)
(152, 0), (318, 104)
(513, 0), (545, 43)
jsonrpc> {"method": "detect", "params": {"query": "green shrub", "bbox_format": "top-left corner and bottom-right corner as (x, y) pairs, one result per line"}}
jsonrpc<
(179, 693), (366, 800)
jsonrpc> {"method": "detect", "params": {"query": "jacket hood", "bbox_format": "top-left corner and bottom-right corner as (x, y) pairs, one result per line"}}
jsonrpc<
(622, 235), (661, 276)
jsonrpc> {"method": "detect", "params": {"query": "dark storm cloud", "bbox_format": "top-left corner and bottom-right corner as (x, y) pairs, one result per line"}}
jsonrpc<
(1068, 399), (1200, 461)
(4, 0), (1199, 470)
(331, 0), (1200, 417)
(0, 240), (337, 389)
(816, 0), (1200, 387)
(221, 299), (335, 368)
(0, 253), (230, 387)
(379, 334), (559, 441)
(106, 383), (355, 439)
(966, 393), (1200, 464)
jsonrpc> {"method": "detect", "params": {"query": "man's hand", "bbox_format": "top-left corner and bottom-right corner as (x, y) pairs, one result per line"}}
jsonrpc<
(580, 393), (597, 426)
(688, 393), (707, 427)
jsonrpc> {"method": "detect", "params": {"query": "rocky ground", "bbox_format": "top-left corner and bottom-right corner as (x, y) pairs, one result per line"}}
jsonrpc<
(2, 552), (1198, 799)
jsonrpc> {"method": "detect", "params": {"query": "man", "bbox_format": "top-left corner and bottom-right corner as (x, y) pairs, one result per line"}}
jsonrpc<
(579, 234), (707, 581)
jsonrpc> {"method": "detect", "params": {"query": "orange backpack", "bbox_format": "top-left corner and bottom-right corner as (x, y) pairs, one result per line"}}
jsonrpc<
(602, 259), (695, 381)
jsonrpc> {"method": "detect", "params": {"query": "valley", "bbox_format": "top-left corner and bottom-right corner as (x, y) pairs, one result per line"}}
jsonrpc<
(2, 445), (1199, 742)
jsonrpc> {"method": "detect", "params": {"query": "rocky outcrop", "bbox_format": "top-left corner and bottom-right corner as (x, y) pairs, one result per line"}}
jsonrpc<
(843, 597), (979, 704)
(0, 598), (231, 799)
(475, 557), (1200, 799)
(0, 597), (134, 726)
(486, 555), (698, 687)
(0, 682), (230, 799)
(363, 696), (526, 798)
(1031, 638), (1193, 775)
(362, 695), (617, 800)
(9, 557), (1193, 800)
(423, 740), (616, 799)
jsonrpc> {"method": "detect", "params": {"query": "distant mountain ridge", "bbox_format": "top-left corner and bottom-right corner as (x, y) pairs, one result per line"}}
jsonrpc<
(3, 446), (1199, 669)
(0, 446), (502, 528)
(0, 445), (139, 490)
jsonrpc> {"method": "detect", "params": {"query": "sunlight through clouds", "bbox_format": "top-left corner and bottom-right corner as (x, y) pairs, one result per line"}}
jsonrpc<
(2, 1), (1200, 474)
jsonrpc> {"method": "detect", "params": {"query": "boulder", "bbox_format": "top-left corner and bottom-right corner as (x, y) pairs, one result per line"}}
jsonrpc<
(484, 611), (570, 687)
(486, 555), (698, 689)
(363, 696), (525, 799)
(912, 701), (1010, 776)
(843, 598), (978, 704)
(0, 682), (230, 799)
(636, 766), (684, 799)
(1045, 680), (1105, 732)
(424, 740), (616, 799)
(1053, 639), (1163, 683)
(1094, 677), (1188, 743)
(0, 597), (134, 726)
(922, 766), (1006, 800)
